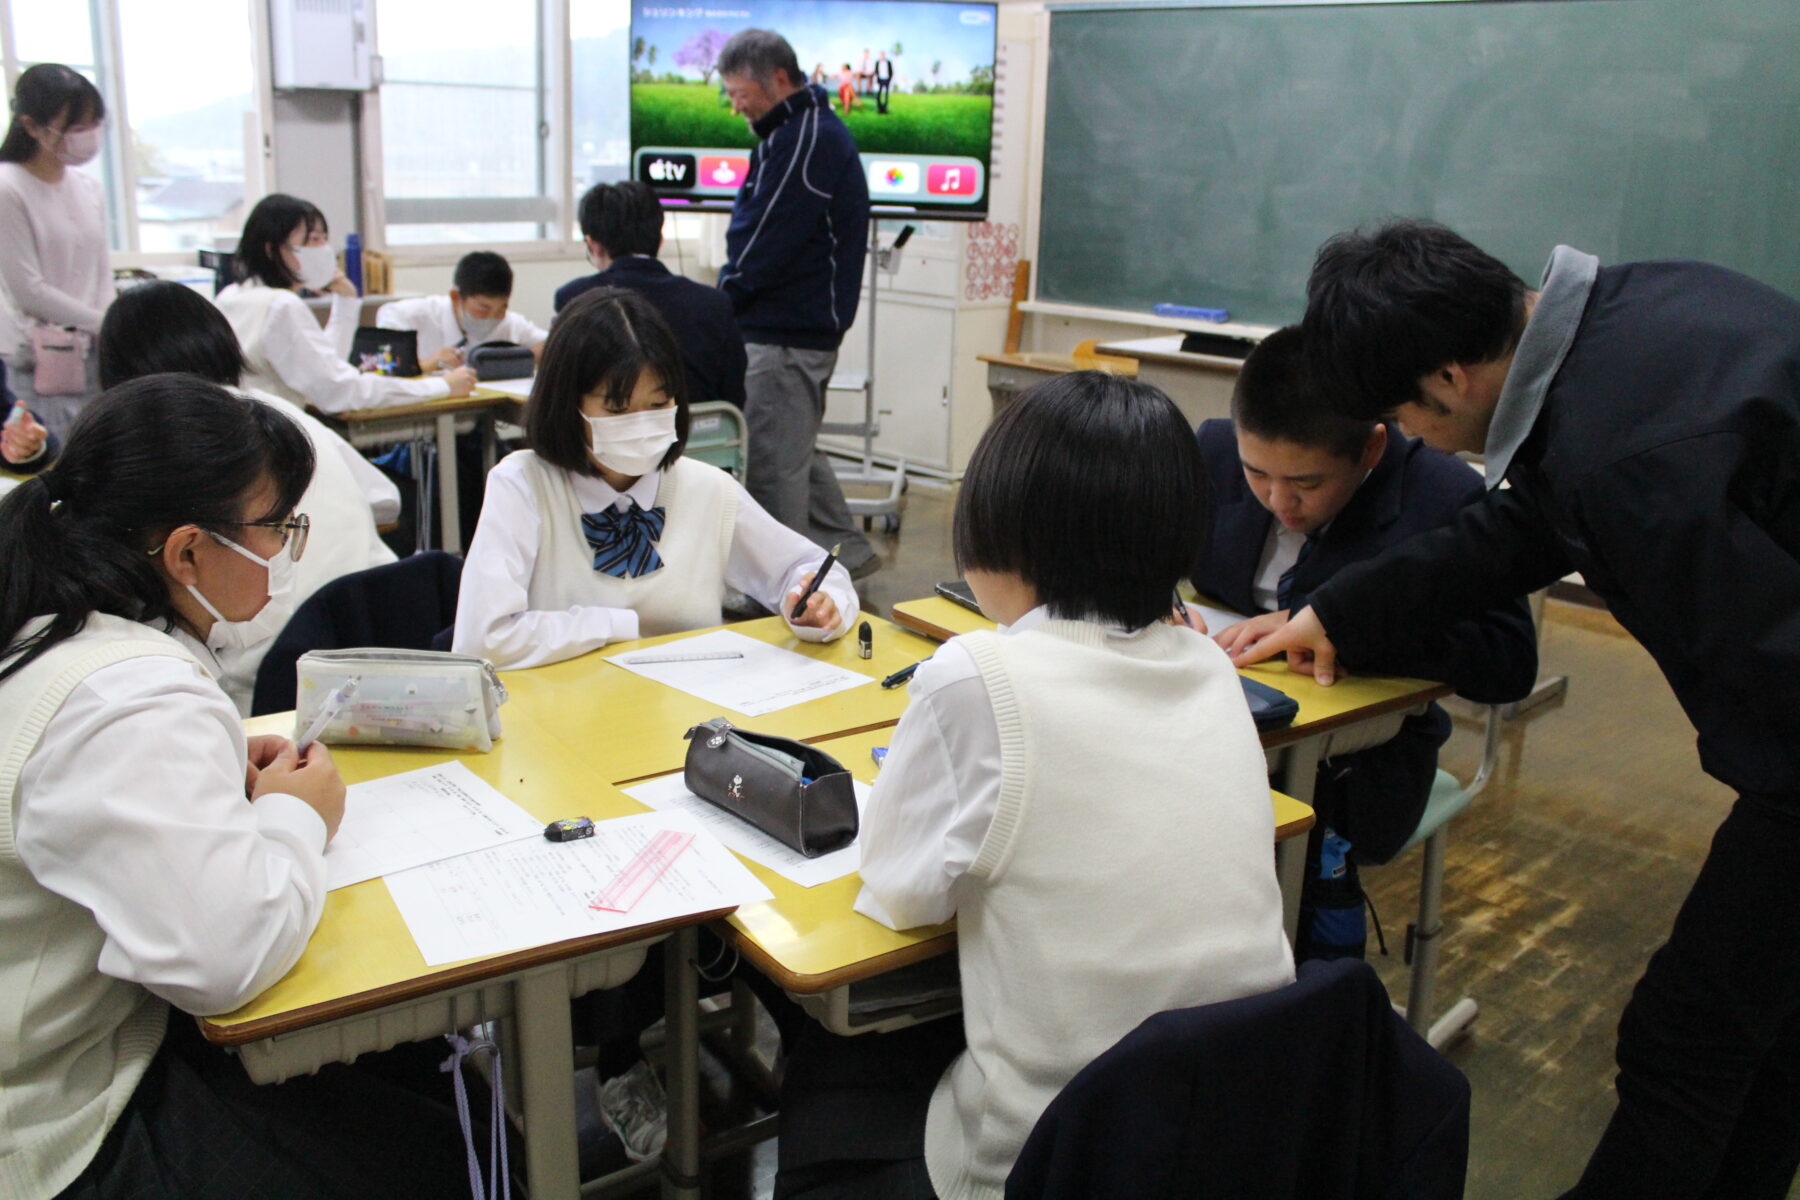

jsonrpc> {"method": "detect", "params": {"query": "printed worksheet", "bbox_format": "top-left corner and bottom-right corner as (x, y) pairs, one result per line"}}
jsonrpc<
(383, 810), (773, 965)
(324, 761), (542, 891)
(625, 772), (873, 888)
(1192, 603), (1250, 637)
(482, 376), (535, 398)
(604, 628), (873, 716)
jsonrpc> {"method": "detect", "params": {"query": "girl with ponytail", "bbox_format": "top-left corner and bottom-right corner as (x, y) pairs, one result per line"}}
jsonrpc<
(0, 377), (468, 1198)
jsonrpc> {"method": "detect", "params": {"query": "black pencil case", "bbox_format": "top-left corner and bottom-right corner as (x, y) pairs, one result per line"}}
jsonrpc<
(682, 718), (859, 857)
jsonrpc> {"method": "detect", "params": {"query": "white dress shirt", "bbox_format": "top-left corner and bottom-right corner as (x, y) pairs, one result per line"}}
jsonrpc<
(13, 649), (328, 1017)
(376, 294), (549, 360)
(216, 281), (451, 414)
(455, 455), (859, 669)
(853, 606), (1053, 931)
(1250, 522), (1309, 613)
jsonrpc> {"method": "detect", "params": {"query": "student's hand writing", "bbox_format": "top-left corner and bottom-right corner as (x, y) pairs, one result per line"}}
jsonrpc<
(2, 407), (48, 464)
(1211, 610), (1290, 658)
(1168, 605), (1208, 633)
(325, 272), (358, 299)
(443, 366), (478, 398)
(253, 743), (347, 841)
(785, 573), (842, 633)
(1227, 605), (1341, 686)
(243, 734), (294, 795)
(422, 347), (464, 372)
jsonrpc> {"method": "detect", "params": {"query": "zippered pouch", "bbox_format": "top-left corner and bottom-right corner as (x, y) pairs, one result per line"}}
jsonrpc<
(294, 648), (507, 751)
(681, 717), (858, 858)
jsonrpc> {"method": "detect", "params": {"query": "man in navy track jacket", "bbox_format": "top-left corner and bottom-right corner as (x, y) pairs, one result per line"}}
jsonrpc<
(717, 29), (877, 575)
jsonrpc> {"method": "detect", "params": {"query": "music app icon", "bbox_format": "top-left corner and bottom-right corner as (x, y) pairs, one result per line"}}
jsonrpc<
(926, 162), (978, 196)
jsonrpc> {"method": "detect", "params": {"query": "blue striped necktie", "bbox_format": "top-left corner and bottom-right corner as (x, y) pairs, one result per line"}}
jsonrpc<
(1275, 531), (1321, 613)
(581, 500), (667, 578)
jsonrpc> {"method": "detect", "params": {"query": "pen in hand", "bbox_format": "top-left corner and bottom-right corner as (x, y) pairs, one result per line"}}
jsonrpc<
(296, 677), (359, 754)
(789, 542), (841, 621)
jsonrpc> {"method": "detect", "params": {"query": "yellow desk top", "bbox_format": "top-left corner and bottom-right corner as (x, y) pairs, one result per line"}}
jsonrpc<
(203, 712), (724, 1043)
(506, 615), (941, 785)
(976, 351), (1139, 378)
(888, 596), (1450, 749)
(720, 726), (1313, 994)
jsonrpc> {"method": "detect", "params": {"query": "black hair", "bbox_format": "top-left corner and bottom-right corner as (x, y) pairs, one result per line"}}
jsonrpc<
(1231, 325), (1376, 461)
(454, 251), (514, 299)
(1302, 218), (1528, 421)
(234, 193), (328, 289)
(954, 371), (1208, 631)
(98, 281), (248, 389)
(0, 376), (314, 684)
(718, 29), (804, 89)
(0, 64), (105, 164)
(578, 181), (664, 258)
(526, 287), (690, 477)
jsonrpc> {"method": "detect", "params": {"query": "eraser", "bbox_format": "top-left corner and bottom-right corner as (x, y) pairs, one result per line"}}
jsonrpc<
(1154, 302), (1231, 324)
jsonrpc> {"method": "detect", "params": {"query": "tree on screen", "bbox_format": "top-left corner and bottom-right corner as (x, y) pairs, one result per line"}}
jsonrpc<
(676, 30), (728, 86)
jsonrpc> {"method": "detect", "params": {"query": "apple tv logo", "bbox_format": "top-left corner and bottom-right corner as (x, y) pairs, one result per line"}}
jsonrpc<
(643, 153), (696, 188)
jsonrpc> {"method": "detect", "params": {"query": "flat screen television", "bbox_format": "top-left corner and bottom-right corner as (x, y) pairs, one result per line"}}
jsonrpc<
(629, 0), (998, 219)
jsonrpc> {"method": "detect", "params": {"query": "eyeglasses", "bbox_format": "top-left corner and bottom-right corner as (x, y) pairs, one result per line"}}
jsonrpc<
(219, 513), (310, 562)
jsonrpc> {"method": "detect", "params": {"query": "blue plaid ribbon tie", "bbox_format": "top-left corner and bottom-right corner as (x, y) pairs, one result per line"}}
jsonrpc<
(581, 501), (667, 578)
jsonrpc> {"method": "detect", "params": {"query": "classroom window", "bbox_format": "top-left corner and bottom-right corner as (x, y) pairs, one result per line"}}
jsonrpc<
(379, 0), (552, 246)
(5, 0), (123, 248)
(568, 0), (631, 239)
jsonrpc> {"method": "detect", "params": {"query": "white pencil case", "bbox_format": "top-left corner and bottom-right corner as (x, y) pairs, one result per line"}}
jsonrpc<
(294, 649), (508, 752)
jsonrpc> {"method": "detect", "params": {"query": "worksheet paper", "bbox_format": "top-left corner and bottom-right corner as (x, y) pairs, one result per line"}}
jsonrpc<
(324, 761), (543, 891)
(1193, 603), (1249, 636)
(624, 772), (874, 888)
(384, 811), (773, 965)
(604, 629), (873, 716)
(483, 376), (535, 398)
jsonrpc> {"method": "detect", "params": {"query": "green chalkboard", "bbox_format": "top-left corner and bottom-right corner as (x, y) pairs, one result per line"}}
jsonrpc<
(1038, 0), (1800, 327)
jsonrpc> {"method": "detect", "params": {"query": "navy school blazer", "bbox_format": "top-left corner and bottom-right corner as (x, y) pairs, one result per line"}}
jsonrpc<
(1193, 419), (1537, 860)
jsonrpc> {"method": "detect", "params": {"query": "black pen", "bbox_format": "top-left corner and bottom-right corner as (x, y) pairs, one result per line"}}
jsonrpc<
(789, 542), (841, 620)
(882, 659), (926, 689)
(1173, 590), (1192, 625)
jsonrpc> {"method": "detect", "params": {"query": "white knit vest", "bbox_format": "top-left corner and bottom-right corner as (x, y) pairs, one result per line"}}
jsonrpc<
(513, 451), (739, 637)
(214, 281), (309, 410)
(924, 620), (1296, 1200)
(0, 615), (200, 1199)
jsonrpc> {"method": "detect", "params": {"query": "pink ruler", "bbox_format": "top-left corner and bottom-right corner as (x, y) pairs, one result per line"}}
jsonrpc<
(590, 829), (696, 913)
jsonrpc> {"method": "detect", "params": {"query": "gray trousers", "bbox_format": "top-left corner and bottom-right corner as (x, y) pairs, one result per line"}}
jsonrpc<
(743, 342), (874, 566)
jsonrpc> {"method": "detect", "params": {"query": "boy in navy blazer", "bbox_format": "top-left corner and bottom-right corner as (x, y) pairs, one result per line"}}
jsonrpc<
(1195, 326), (1536, 957)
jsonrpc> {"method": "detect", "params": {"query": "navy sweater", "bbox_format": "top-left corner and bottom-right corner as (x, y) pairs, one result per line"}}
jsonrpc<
(719, 84), (869, 351)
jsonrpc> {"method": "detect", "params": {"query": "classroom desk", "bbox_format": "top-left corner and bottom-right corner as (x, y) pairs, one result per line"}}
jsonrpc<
(1092, 334), (1245, 426)
(504, 614), (942, 786)
(717, 725), (1312, 1036)
(207, 710), (727, 1200)
(976, 349), (1137, 417)
(325, 385), (521, 554)
(887, 596), (1450, 934)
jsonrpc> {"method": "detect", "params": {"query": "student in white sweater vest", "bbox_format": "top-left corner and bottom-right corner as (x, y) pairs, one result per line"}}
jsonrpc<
(0, 379), (470, 1199)
(97, 280), (401, 714)
(453, 286), (858, 668)
(777, 373), (1296, 1200)
(214, 193), (477, 415)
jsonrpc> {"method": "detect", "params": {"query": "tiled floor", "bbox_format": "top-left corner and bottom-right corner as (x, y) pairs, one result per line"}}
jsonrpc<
(641, 479), (1794, 1199)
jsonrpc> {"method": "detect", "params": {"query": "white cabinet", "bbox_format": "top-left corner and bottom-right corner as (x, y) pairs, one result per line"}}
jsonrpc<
(823, 293), (955, 470)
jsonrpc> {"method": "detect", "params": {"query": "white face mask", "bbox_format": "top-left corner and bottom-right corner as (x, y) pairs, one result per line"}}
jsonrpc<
(186, 533), (298, 653)
(291, 243), (338, 291)
(458, 310), (504, 346)
(586, 407), (678, 477)
(52, 126), (101, 166)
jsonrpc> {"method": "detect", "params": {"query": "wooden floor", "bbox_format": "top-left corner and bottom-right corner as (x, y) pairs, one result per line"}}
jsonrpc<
(700, 478), (1789, 1199)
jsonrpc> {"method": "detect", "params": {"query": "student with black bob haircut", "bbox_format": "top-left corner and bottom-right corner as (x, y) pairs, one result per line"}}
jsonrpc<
(453, 286), (857, 668)
(0, 378), (477, 1199)
(556, 181), (746, 407)
(96, 281), (400, 712)
(216, 193), (476, 413)
(1230, 325), (1375, 460)
(955, 370), (1209, 630)
(1303, 218), (1528, 422)
(783, 370), (1294, 1198)
(378, 250), (548, 374)
(0, 63), (114, 439)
